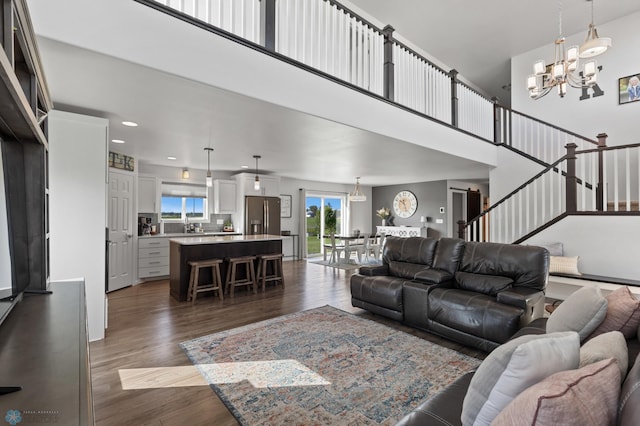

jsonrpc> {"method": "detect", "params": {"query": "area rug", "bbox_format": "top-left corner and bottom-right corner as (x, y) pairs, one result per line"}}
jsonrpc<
(180, 305), (481, 425)
(307, 259), (361, 271)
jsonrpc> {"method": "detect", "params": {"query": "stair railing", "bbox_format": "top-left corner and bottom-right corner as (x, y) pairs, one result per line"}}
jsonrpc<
(460, 137), (640, 243)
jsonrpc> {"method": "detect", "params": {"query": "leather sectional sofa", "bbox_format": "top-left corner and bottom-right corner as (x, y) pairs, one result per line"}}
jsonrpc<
(350, 236), (549, 352)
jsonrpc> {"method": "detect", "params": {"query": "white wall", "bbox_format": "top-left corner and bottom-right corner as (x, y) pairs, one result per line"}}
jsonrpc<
(490, 147), (546, 203)
(523, 215), (640, 280)
(512, 10), (640, 146)
(49, 110), (108, 341)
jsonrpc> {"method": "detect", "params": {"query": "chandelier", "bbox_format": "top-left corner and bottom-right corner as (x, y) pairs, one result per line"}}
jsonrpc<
(349, 177), (366, 202)
(527, 0), (611, 100)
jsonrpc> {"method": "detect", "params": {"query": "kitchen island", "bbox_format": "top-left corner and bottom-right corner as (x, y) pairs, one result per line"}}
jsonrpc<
(169, 234), (283, 301)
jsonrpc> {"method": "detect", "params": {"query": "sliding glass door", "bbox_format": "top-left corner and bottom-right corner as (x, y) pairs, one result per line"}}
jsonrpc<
(305, 193), (346, 257)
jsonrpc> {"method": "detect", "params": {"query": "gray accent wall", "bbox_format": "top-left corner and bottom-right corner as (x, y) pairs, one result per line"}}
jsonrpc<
(372, 181), (448, 238)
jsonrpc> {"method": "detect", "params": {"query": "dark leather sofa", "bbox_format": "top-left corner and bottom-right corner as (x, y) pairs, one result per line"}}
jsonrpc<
(396, 318), (640, 426)
(350, 236), (548, 352)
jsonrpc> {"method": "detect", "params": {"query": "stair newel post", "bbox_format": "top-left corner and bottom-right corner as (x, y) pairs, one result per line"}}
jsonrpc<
(259, 0), (277, 51)
(457, 220), (466, 240)
(565, 143), (578, 213)
(491, 97), (501, 144)
(449, 69), (459, 128)
(382, 25), (395, 102)
(595, 133), (608, 212)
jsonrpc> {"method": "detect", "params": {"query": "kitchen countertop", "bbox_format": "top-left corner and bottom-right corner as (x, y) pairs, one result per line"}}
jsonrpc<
(139, 232), (241, 238)
(169, 234), (283, 245)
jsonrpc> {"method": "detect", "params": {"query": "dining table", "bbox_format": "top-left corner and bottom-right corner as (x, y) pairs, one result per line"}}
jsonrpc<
(323, 234), (373, 264)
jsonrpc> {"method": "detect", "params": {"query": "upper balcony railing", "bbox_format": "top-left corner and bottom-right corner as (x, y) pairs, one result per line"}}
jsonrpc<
(139, 0), (597, 163)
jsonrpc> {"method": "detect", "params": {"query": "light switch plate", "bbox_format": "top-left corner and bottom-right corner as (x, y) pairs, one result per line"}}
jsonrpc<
(436, 218), (444, 224)
(216, 219), (224, 225)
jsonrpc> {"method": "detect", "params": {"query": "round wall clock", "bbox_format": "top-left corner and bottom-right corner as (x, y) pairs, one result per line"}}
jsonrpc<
(393, 190), (418, 218)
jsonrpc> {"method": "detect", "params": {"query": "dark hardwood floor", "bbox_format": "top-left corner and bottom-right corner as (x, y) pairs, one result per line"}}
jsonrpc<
(90, 260), (484, 426)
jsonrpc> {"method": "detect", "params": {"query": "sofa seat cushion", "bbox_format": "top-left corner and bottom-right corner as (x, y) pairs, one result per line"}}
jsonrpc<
(428, 288), (524, 344)
(388, 261), (432, 280)
(455, 271), (513, 296)
(350, 274), (405, 313)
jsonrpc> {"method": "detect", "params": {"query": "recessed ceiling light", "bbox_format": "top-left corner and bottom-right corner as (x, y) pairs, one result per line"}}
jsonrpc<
(241, 165), (249, 169)
(167, 156), (177, 160)
(111, 139), (125, 144)
(122, 121), (138, 127)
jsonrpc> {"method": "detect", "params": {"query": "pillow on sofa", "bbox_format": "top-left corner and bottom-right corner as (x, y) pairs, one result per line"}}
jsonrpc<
(588, 286), (640, 340)
(455, 271), (513, 296)
(549, 255), (581, 276)
(460, 331), (579, 426)
(546, 286), (607, 341)
(531, 241), (564, 256)
(492, 358), (620, 426)
(580, 331), (628, 379)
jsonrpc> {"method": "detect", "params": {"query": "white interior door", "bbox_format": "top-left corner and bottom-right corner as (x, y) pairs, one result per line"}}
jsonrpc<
(108, 171), (134, 292)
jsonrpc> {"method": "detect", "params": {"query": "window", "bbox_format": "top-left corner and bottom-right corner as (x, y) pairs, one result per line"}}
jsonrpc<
(160, 183), (208, 221)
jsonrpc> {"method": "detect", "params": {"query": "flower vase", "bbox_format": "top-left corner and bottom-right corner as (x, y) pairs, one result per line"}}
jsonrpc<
(381, 219), (386, 226)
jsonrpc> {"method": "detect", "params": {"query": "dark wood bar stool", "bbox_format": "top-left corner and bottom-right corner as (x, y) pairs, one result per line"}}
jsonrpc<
(187, 258), (223, 304)
(257, 253), (285, 292)
(225, 256), (257, 297)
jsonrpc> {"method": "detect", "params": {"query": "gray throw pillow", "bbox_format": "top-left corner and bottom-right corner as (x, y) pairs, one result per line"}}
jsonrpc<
(461, 331), (579, 426)
(580, 331), (628, 379)
(546, 286), (608, 341)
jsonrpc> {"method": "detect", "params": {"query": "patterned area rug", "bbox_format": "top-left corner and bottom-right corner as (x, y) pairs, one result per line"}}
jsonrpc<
(181, 306), (481, 425)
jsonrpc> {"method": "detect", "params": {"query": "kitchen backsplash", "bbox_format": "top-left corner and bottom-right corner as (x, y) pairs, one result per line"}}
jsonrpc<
(161, 213), (233, 234)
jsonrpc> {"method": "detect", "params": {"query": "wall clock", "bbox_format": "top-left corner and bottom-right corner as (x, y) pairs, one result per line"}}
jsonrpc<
(393, 190), (418, 218)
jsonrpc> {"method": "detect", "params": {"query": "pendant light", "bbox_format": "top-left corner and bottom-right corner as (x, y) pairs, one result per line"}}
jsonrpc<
(253, 155), (261, 191)
(204, 147), (214, 187)
(579, 0), (611, 58)
(349, 177), (366, 202)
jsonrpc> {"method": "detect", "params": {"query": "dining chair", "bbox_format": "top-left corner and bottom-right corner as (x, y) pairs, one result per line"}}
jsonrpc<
(322, 234), (345, 264)
(352, 233), (369, 264)
(363, 234), (382, 263)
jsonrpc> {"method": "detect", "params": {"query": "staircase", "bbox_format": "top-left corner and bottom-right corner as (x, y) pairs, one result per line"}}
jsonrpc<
(139, 0), (640, 246)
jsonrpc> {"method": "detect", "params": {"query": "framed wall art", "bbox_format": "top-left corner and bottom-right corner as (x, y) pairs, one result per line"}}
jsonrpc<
(619, 73), (640, 104)
(280, 194), (292, 218)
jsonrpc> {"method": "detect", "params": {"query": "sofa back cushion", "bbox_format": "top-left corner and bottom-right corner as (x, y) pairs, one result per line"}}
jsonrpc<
(455, 271), (513, 296)
(459, 242), (548, 290)
(432, 237), (465, 275)
(382, 236), (438, 266)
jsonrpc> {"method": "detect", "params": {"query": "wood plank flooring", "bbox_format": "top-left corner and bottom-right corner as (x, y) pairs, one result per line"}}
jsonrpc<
(90, 260), (484, 426)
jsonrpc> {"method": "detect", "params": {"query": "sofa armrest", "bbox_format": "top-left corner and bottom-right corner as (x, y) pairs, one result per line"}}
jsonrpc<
(413, 269), (453, 285)
(395, 371), (473, 426)
(496, 287), (545, 326)
(358, 264), (389, 276)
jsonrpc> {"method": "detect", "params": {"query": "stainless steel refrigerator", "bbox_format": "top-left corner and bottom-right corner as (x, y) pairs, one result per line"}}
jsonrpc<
(245, 196), (281, 235)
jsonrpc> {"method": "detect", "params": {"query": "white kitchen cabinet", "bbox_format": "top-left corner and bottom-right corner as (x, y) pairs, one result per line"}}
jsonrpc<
(138, 176), (157, 213)
(138, 237), (169, 278)
(214, 179), (237, 213)
(237, 173), (280, 197)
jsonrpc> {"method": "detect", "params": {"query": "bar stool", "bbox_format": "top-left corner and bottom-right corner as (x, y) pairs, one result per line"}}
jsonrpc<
(257, 253), (285, 292)
(187, 258), (223, 305)
(225, 256), (257, 297)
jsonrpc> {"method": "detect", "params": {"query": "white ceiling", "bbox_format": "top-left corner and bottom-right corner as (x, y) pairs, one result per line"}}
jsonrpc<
(26, 0), (640, 186)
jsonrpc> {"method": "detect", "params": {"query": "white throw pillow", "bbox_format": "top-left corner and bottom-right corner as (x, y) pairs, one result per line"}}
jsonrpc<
(461, 331), (580, 426)
(549, 255), (581, 276)
(546, 285), (608, 341)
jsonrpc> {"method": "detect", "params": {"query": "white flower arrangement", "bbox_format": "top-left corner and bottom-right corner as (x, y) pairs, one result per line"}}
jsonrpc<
(376, 207), (391, 219)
